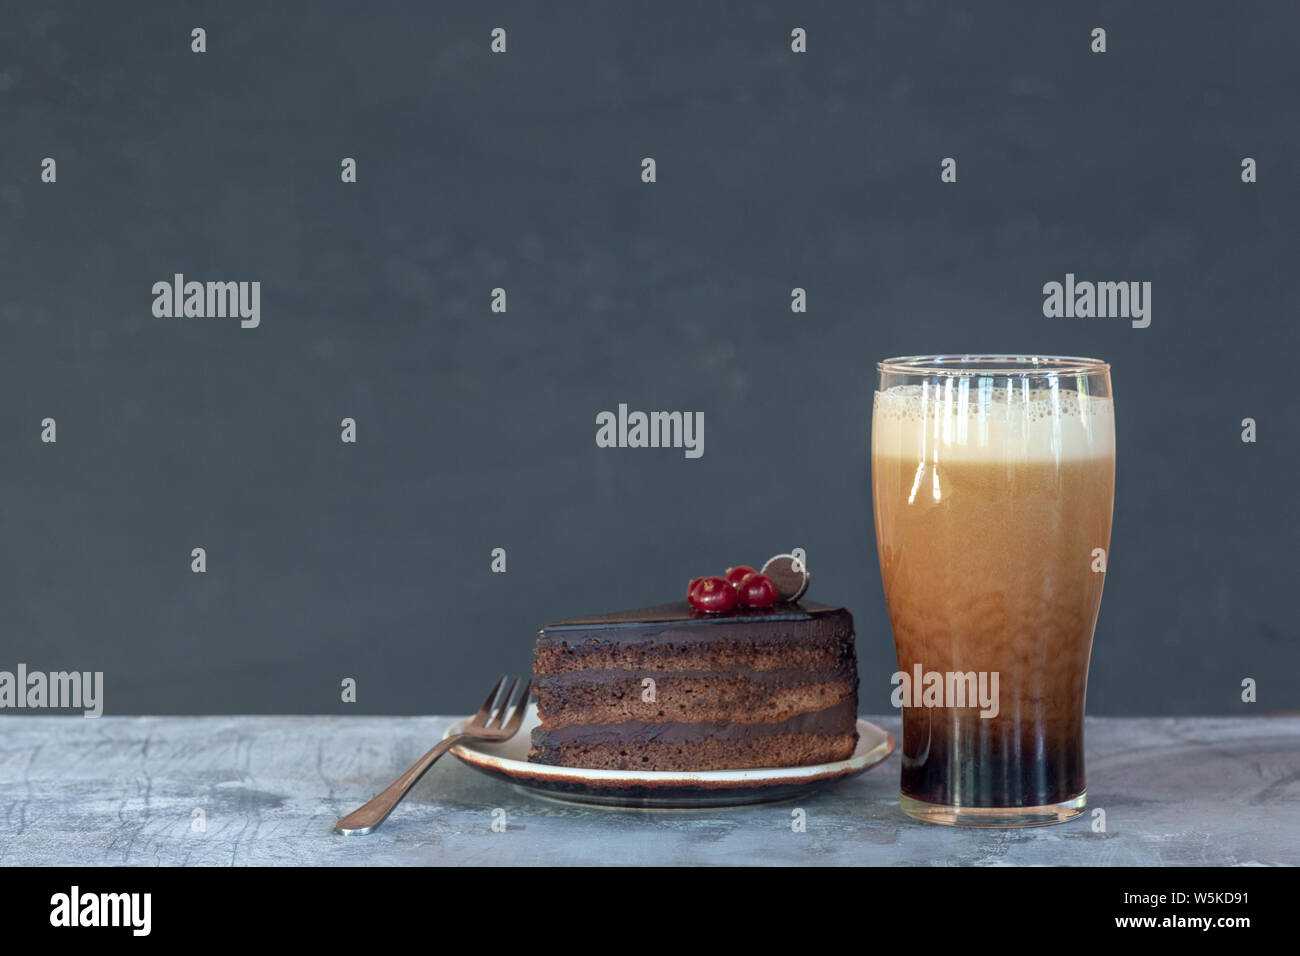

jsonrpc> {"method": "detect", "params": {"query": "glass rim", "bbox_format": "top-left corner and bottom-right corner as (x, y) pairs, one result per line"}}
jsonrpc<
(877, 354), (1110, 376)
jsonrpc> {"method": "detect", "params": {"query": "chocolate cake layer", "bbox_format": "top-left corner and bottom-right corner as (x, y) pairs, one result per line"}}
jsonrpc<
(534, 669), (856, 728)
(530, 700), (859, 771)
(534, 602), (855, 678)
(533, 638), (852, 674)
(533, 698), (857, 748)
(538, 734), (859, 772)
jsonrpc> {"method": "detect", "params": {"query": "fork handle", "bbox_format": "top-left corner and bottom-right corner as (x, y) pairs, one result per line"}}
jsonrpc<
(334, 735), (464, 835)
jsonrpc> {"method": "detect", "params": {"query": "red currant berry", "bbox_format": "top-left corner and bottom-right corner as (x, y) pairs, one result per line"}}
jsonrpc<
(737, 572), (778, 608)
(687, 577), (707, 603)
(725, 565), (757, 590)
(689, 576), (738, 613)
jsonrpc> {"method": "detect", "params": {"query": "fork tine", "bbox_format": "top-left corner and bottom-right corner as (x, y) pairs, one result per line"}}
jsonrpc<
(487, 676), (520, 730)
(472, 675), (507, 727)
(503, 679), (531, 733)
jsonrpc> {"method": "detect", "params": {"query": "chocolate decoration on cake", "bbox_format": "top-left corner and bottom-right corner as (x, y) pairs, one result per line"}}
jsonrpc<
(761, 553), (810, 602)
(528, 570), (859, 771)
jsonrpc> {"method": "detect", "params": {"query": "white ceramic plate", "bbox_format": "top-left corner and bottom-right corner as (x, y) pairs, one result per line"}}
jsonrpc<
(442, 703), (896, 808)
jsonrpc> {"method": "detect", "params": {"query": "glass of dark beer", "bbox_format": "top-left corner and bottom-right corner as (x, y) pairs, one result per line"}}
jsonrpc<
(872, 356), (1115, 826)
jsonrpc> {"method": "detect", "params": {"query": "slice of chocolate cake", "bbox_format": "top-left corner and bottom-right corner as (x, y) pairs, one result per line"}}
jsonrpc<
(529, 601), (859, 771)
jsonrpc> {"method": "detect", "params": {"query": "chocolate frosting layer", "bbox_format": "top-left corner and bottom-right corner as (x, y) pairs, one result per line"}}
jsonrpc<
(548, 600), (839, 628)
(531, 698), (858, 748)
(538, 602), (853, 646)
(533, 665), (856, 690)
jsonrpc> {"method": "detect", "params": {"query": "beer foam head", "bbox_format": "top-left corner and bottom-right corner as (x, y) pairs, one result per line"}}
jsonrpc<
(872, 384), (1114, 463)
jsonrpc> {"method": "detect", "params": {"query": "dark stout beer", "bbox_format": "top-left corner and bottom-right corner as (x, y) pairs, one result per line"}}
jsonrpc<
(872, 363), (1115, 827)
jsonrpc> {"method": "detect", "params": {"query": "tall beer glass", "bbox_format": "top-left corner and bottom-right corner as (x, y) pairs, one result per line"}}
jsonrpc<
(871, 356), (1115, 826)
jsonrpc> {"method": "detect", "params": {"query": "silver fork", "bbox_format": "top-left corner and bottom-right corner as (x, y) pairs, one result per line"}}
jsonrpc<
(334, 675), (531, 835)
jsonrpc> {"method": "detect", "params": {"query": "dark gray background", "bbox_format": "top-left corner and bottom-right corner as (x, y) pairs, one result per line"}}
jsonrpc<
(2, 1), (1296, 716)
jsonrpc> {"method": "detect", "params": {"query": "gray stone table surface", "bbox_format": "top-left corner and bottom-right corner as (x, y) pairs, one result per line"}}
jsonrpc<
(1, 716), (1296, 866)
